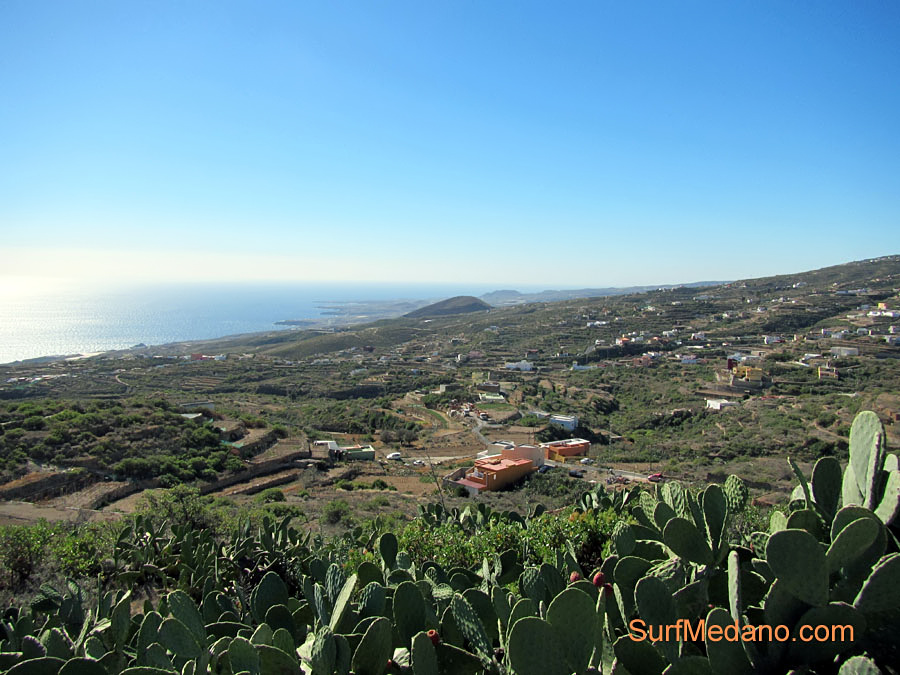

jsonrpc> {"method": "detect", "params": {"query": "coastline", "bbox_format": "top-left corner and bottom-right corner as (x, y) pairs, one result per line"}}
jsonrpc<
(0, 297), (432, 367)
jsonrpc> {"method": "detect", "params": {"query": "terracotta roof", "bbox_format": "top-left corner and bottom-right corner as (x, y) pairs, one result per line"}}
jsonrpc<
(475, 457), (532, 471)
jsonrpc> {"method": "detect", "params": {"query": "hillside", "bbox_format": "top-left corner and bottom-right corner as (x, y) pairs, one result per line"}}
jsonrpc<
(3, 254), (900, 662)
(404, 295), (492, 318)
(481, 280), (726, 306)
(3, 253), (900, 507)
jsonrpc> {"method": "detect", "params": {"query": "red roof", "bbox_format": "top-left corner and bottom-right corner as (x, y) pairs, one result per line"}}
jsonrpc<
(475, 457), (532, 471)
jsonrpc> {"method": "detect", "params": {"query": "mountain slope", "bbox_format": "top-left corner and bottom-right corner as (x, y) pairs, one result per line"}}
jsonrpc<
(405, 296), (492, 318)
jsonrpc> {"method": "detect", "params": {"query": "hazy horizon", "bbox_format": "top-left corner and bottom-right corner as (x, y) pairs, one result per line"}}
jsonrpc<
(3, 2), (899, 287)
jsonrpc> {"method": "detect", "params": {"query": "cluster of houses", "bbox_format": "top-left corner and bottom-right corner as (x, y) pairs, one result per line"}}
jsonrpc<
(447, 437), (592, 495)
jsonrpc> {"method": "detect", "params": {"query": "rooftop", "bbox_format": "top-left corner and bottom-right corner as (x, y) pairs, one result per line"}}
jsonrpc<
(474, 457), (533, 471)
(539, 438), (591, 448)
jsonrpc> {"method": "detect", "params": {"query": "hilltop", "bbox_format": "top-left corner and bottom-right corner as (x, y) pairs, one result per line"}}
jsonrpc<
(405, 295), (492, 318)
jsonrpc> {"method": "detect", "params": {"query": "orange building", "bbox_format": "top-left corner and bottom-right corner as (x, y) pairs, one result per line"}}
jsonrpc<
(500, 444), (544, 466)
(540, 438), (591, 461)
(454, 457), (535, 495)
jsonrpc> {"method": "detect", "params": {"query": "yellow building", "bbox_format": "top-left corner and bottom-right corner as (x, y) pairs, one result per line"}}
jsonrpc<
(733, 365), (763, 381)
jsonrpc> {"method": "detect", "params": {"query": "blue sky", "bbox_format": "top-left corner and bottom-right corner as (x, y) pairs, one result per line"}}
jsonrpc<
(1, 1), (898, 288)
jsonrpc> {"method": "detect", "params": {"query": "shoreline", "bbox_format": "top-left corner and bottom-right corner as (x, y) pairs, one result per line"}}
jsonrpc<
(0, 299), (428, 368)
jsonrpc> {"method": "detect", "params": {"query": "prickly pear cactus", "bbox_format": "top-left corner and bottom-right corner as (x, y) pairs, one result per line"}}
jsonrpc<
(724, 474), (749, 513)
(840, 411), (900, 526)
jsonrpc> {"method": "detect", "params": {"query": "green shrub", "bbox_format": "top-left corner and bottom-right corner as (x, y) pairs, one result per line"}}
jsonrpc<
(322, 499), (352, 525)
(364, 495), (392, 510)
(260, 502), (305, 520)
(22, 416), (46, 431)
(254, 488), (286, 503)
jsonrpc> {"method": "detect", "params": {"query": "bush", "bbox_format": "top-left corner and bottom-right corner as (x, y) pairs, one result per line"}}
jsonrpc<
(0, 522), (52, 587)
(817, 412), (837, 427)
(254, 488), (286, 503)
(134, 486), (235, 535)
(224, 456), (245, 472)
(364, 495), (391, 510)
(260, 502), (305, 520)
(0, 520), (120, 589)
(22, 416), (46, 431)
(322, 499), (352, 526)
(517, 414), (546, 427)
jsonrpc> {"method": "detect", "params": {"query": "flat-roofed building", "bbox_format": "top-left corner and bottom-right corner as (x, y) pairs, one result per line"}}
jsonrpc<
(453, 456), (535, 495)
(500, 444), (545, 467)
(540, 438), (591, 461)
(549, 414), (578, 431)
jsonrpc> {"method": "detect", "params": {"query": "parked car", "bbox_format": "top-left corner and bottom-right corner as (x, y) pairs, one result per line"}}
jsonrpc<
(386, 452), (402, 461)
(538, 464), (554, 474)
(579, 458), (593, 465)
(568, 469), (586, 478)
(412, 459), (425, 466)
(648, 472), (664, 483)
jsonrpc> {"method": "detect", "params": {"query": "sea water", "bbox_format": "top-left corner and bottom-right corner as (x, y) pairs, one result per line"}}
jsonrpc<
(0, 280), (492, 364)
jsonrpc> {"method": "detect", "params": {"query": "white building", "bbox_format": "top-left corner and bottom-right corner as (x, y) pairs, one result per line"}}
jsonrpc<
(830, 346), (859, 357)
(706, 399), (738, 411)
(549, 414), (578, 431)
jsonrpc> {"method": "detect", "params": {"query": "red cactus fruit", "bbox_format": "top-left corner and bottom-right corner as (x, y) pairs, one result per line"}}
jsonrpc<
(427, 629), (440, 646)
(569, 571), (582, 583)
(592, 571), (606, 587)
(602, 582), (614, 596)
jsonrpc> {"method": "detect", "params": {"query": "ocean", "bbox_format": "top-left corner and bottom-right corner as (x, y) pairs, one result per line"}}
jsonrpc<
(0, 281), (494, 364)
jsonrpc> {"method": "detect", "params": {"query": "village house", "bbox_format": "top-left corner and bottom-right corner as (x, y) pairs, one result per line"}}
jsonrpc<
(549, 414), (578, 431)
(706, 399), (738, 411)
(476, 381), (501, 393)
(830, 346), (859, 357)
(453, 456), (536, 495)
(539, 438), (591, 460)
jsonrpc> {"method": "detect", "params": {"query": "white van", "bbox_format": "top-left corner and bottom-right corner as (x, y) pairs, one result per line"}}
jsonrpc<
(386, 452), (402, 461)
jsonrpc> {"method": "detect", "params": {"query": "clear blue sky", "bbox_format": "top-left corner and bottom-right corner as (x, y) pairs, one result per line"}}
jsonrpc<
(2, 1), (898, 288)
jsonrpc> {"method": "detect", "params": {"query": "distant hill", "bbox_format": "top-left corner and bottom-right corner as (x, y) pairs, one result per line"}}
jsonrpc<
(481, 281), (727, 306)
(130, 254), (900, 362)
(732, 255), (900, 291)
(405, 296), (492, 318)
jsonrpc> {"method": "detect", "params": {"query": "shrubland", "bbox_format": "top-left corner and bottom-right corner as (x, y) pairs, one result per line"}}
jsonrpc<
(0, 411), (898, 673)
